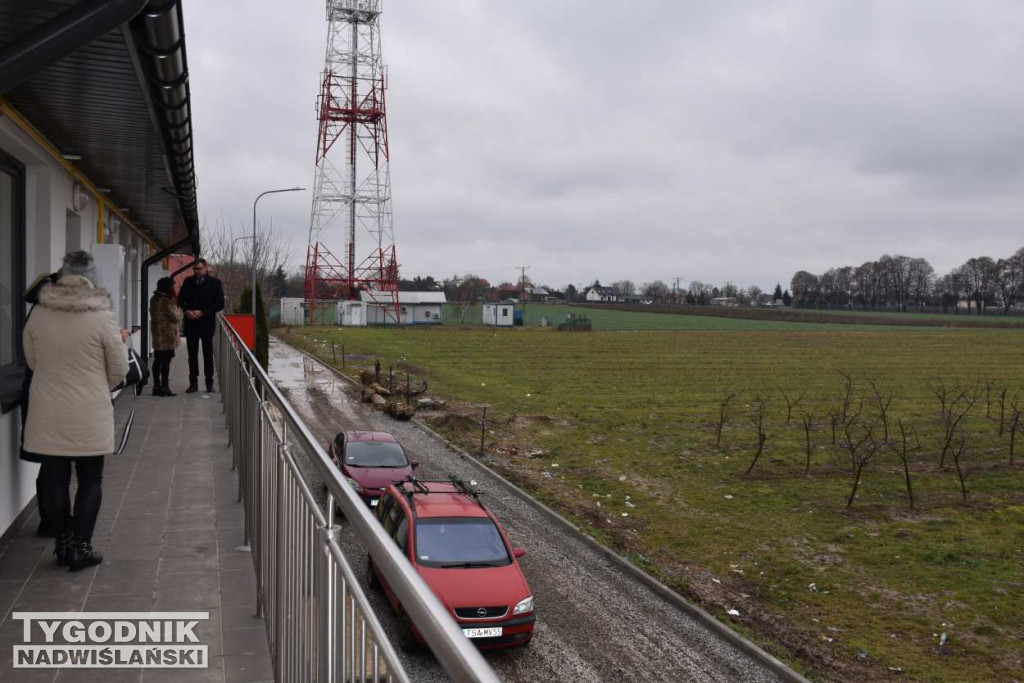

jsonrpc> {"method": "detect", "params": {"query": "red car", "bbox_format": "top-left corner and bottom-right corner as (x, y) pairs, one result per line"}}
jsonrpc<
(328, 431), (418, 508)
(368, 478), (535, 651)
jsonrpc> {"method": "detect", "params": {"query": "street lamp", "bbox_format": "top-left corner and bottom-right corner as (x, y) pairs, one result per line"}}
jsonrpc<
(251, 187), (304, 319)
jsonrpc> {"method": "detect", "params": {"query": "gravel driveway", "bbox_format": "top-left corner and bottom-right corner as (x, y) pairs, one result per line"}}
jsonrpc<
(269, 338), (782, 683)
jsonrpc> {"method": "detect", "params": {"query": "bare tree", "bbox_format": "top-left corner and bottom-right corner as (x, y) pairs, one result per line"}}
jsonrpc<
(996, 387), (1008, 436)
(826, 404), (841, 446)
(993, 250), (1024, 314)
(744, 394), (770, 476)
(610, 280), (636, 299)
(869, 380), (894, 442)
(932, 379), (952, 424)
(641, 280), (671, 302)
(778, 387), (804, 426)
(821, 370), (857, 449)
(201, 215), (295, 310)
(950, 432), (970, 503)
(837, 369), (856, 424)
(984, 379), (995, 419)
(715, 392), (736, 448)
(893, 419), (920, 509)
(800, 406), (817, 474)
(933, 383), (978, 469)
(1008, 393), (1022, 465)
(842, 420), (877, 509)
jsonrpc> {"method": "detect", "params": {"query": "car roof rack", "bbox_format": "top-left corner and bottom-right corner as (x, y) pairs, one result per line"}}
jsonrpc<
(392, 474), (487, 512)
(394, 474), (431, 495)
(446, 474), (485, 509)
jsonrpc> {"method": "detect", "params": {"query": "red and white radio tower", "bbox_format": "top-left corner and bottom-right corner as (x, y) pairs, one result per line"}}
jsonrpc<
(304, 0), (399, 324)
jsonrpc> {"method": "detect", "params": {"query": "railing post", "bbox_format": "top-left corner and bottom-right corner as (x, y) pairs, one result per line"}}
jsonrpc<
(275, 442), (289, 682)
(317, 523), (341, 683)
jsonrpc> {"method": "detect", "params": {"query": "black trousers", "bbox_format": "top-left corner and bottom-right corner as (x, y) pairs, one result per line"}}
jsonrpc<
(186, 333), (214, 386)
(39, 456), (104, 541)
(152, 349), (174, 388)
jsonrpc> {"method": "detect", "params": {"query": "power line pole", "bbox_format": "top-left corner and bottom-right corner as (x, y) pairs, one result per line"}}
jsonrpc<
(516, 265), (531, 290)
(516, 265), (531, 318)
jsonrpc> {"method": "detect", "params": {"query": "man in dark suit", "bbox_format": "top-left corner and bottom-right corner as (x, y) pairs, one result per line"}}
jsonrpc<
(177, 258), (225, 393)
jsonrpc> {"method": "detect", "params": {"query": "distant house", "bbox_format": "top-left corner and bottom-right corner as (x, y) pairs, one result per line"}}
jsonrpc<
(339, 290), (447, 326)
(522, 286), (560, 303)
(710, 297), (739, 307)
(483, 302), (515, 327)
(585, 286), (617, 302)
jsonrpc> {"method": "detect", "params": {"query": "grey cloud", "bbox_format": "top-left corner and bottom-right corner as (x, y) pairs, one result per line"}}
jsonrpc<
(187, 0), (1024, 290)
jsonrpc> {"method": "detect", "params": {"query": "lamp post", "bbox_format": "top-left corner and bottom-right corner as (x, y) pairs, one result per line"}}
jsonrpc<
(251, 187), (304, 318)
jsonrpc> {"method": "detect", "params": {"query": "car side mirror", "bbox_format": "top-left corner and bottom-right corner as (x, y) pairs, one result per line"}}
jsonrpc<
(411, 460), (420, 469)
(512, 547), (526, 559)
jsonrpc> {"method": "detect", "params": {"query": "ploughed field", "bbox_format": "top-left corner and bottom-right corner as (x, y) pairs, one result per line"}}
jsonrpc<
(277, 322), (1024, 682)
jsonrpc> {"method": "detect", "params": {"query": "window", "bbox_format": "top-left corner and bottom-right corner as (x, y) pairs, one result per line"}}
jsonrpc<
(414, 518), (511, 568)
(0, 150), (26, 368)
(376, 494), (395, 524)
(382, 498), (406, 538)
(394, 517), (409, 553)
(424, 309), (430, 319)
(502, 308), (508, 317)
(344, 441), (408, 468)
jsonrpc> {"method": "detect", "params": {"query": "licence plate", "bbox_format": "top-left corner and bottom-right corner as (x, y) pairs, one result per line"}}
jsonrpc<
(369, 498), (379, 507)
(462, 627), (502, 639)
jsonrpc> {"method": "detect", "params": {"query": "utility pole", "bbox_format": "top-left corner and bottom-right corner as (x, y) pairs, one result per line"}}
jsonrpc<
(516, 265), (531, 318)
(673, 276), (685, 304)
(516, 265), (531, 291)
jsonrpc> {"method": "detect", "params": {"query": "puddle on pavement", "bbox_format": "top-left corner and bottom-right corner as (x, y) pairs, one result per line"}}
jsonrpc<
(268, 338), (368, 435)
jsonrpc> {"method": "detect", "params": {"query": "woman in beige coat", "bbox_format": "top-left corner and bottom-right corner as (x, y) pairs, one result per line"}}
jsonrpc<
(23, 251), (128, 572)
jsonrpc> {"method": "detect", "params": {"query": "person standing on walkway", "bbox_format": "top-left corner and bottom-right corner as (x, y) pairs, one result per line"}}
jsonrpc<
(22, 251), (129, 571)
(149, 277), (183, 396)
(177, 258), (224, 393)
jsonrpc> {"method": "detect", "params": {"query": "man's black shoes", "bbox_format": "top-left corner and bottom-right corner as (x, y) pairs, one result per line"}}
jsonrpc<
(186, 384), (199, 394)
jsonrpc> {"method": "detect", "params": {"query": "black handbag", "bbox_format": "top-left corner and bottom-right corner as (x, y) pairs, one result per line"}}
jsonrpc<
(114, 346), (150, 391)
(0, 364), (27, 414)
(113, 343), (149, 455)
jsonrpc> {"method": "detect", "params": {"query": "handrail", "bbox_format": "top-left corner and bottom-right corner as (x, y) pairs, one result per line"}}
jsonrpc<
(215, 313), (500, 683)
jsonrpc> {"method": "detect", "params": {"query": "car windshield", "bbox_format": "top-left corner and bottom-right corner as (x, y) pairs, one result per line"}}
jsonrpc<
(415, 518), (511, 568)
(344, 441), (409, 468)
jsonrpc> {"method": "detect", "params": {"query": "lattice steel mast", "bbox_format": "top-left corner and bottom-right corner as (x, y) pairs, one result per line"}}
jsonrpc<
(304, 0), (399, 323)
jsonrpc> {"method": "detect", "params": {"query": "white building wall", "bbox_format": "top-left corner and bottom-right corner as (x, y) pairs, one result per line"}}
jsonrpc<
(405, 304), (441, 324)
(483, 303), (514, 326)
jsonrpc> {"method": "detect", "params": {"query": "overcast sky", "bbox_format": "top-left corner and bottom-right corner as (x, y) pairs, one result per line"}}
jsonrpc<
(186, 1), (1024, 291)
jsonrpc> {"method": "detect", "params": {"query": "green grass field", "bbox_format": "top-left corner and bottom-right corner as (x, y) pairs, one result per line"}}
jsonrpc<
(277, 321), (1024, 682)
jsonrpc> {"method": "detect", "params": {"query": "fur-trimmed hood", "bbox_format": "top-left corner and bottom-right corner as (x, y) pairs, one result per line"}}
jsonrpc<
(37, 275), (112, 313)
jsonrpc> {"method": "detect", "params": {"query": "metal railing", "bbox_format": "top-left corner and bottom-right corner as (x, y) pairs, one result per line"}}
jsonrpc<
(215, 315), (501, 683)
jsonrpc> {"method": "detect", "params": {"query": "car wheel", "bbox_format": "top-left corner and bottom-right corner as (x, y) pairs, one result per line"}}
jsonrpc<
(367, 556), (381, 591)
(397, 609), (420, 653)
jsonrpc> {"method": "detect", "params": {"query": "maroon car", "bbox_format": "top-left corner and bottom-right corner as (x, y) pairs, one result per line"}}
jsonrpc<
(328, 431), (418, 508)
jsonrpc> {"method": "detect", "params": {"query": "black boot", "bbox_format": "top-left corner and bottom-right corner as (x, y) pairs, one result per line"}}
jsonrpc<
(54, 533), (73, 567)
(68, 538), (102, 572)
(205, 379), (215, 393)
(162, 383), (177, 397)
(153, 385), (167, 396)
(186, 384), (198, 393)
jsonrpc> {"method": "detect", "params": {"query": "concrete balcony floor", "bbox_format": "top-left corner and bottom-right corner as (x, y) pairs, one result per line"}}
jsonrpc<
(0, 353), (273, 682)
